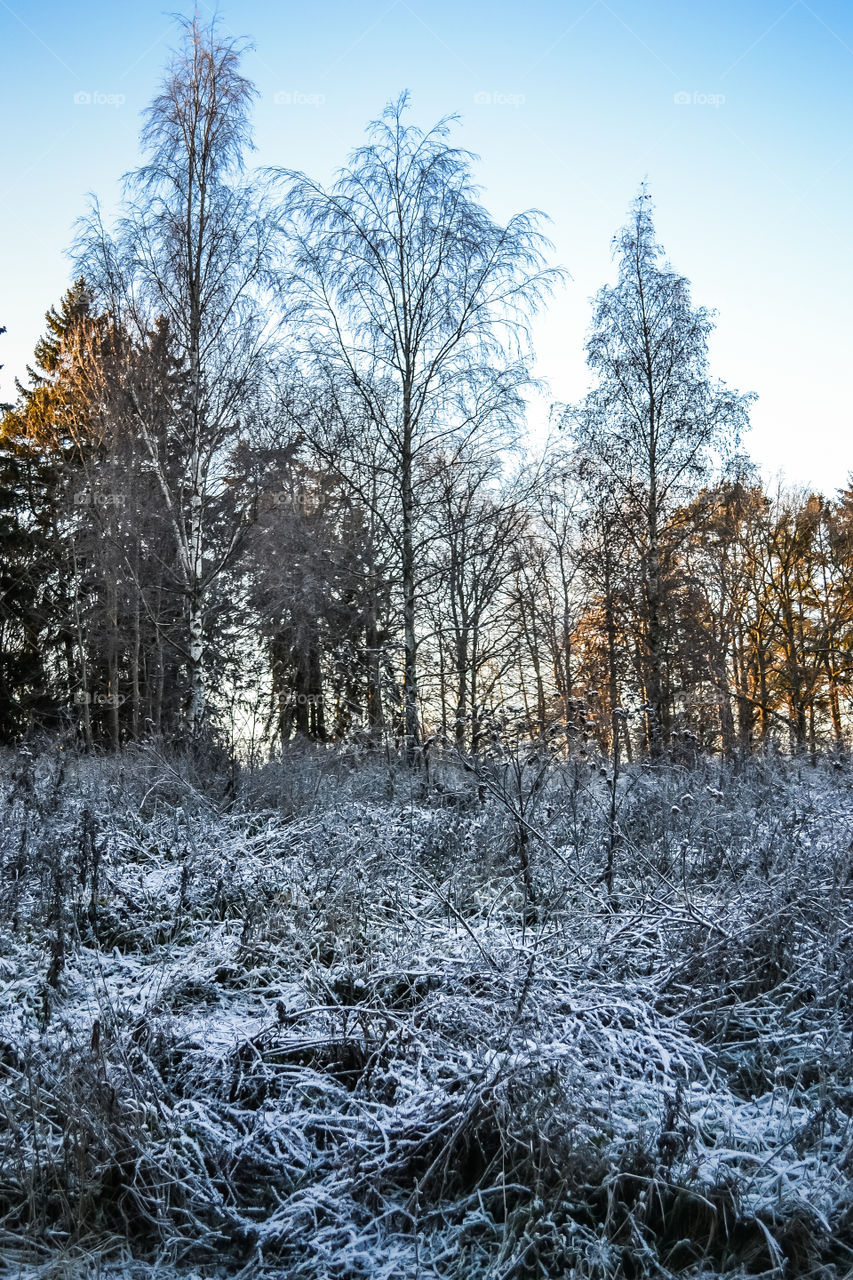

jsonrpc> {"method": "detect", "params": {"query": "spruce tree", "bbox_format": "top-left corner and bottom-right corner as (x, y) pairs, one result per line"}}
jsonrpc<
(0, 283), (99, 741)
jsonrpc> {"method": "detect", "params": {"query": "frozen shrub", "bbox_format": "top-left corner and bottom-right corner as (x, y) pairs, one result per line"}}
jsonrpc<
(0, 748), (852, 1277)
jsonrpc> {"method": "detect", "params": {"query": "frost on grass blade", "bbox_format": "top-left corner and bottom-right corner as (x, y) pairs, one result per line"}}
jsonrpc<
(0, 748), (851, 1277)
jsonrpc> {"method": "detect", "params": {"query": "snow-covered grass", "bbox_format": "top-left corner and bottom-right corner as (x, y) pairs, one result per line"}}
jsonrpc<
(1, 743), (852, 1278)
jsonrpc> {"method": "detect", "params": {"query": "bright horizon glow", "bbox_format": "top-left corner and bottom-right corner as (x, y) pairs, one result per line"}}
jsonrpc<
(1, 0), (850, 494)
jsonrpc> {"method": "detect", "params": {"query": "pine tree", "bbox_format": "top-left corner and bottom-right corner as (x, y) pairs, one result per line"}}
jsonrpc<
(0, 282), (105, 741)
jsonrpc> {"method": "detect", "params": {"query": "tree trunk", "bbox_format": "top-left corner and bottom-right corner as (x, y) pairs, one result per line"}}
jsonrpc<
(644, 542), (666, 757)
(365, 601), (384, 736)
(826, 654), (844, 748)
(187, 578), (205, 739)
(400, 408), (419, 762)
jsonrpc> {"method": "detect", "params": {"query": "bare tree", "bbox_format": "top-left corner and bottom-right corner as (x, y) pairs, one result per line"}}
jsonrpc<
(422, 452), (528, 748)
(76, 16), (276, 739)
(277, 93), (560, 758)
(566, 187), (753, 755)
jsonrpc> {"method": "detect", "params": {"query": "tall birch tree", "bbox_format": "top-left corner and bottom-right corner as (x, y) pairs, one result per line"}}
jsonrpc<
(77, 16), (274, 738)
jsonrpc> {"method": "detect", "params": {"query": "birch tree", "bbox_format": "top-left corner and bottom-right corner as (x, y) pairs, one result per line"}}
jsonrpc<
(76, 16), (275, 739)
(278, 93), (559, 758)
(567, 187), (753, 755)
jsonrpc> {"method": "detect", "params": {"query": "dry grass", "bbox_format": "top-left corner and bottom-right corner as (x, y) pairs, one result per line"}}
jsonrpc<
(0, 743), (852, 1278)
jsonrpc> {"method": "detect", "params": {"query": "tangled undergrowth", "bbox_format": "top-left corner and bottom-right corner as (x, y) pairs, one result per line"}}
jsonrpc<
(1, 743), (852, 1278)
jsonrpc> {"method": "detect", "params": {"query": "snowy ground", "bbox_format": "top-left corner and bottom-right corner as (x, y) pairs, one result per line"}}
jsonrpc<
(1, 745), (852, 1277)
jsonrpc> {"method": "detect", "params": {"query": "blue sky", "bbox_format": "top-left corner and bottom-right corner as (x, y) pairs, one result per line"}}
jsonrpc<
(1, 0), (851, 491)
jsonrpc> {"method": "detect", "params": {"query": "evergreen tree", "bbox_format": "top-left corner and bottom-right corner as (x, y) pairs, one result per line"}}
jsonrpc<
(0, 284), (99, 740)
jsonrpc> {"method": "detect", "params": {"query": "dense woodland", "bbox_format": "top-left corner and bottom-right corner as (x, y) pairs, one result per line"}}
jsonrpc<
(3, 20), (853, 1280)
(2, 19), (851, 766)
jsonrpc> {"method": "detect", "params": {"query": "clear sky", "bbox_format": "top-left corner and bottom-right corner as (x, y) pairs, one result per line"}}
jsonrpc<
(1, 0), (850, 492)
